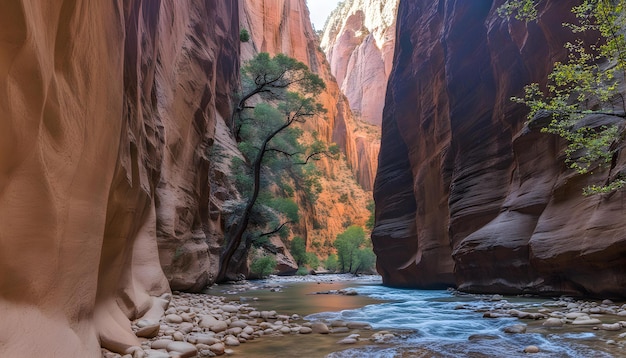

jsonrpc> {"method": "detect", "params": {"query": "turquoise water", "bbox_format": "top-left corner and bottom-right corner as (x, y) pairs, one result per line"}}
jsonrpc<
(306, 283), (619, 358)
(220, 276), (622, 357)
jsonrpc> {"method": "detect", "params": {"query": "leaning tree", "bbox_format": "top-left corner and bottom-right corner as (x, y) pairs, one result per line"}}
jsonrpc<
(217, 53), (338, 281)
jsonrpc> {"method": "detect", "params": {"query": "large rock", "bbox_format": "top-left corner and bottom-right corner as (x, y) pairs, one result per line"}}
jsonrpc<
(372, 0), (626, 298)
(0, 0), (239, 356)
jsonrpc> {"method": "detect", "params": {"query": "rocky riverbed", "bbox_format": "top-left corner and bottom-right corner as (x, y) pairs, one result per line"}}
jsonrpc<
(101, 277), (398, 358)
(466, 293), (626, 354)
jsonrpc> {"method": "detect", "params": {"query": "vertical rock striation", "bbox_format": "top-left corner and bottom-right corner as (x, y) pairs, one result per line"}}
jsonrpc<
(0, 1), (239, 356)
(320, 0), (399, 127)
(240, 0), (380, 191)
(373, 0), (626, 297)
(237, 0), (372, 254)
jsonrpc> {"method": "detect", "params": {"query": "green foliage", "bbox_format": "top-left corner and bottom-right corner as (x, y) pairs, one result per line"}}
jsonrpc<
(250, 255), (276, 278)
(355, 247), (376, 274)
(365, 200), (375, 230)
(241, 53), (326, 102)
(334, 225), (367, 273)
(305, 252), (320, 269)
(500, 0), (626, 193)
(296, 267), (310, 275)
(240, 28), (250, 43)
(497, 0), (538, 22)
(338, 193), (349, 203)
(268, 197), (300, 222)
(290, 236), (307, 266)
(324, 253), (339, 272)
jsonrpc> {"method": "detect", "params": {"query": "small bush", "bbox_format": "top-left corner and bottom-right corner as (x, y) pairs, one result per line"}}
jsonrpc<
(306, 252), (320, 269)
(324, 254), (338, 272)
(296, 267), (309, 276)
(250, 255), (276, 278)
(240, 29), (250, 42)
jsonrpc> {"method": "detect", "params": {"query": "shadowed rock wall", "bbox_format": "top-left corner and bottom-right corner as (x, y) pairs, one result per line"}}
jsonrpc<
(0, 1), (239, 356)
(373, 0), (626, 298)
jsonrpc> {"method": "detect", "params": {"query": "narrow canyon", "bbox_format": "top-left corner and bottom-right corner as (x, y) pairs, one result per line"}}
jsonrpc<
(1, 0), (626, 357)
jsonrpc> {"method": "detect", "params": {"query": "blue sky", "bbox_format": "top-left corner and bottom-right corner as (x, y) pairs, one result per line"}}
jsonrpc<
(306, 0), (342, 31)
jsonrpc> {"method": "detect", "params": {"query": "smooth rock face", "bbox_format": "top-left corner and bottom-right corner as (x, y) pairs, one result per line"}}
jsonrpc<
(0, 0), (239, 356)
(321, 0), (399, 127)
(373, 0), (626, 297)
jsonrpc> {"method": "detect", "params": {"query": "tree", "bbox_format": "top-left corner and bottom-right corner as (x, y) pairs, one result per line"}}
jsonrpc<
(290, 236), (307, 267)
(217, 53), (337, 281)
(334, 225), (365, 273)
(499, 0), (626, 194)
(324, 253), (339, 272)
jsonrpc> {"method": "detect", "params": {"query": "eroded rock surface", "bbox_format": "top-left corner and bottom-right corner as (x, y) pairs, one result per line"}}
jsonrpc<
(320, 0), (398, 127)
(373, 0), (626, 297)
(240, 0), (380, 191)
(0, 0), (239, 356)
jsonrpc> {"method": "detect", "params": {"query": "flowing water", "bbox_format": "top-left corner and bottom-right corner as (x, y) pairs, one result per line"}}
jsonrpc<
(214, 275), (624, 357)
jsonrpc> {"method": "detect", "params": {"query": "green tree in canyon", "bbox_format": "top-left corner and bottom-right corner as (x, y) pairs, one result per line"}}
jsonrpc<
(500, 0), (626, 193)
(218, 53), (337, 281)
(334, 225), (375, 274)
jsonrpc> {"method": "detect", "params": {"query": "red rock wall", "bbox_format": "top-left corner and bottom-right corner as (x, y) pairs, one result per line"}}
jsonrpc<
(240, 0), (379, 191)
(321, 0), (398, 127)
(0, 1), (239, 356)
(373, 0), (626, 298)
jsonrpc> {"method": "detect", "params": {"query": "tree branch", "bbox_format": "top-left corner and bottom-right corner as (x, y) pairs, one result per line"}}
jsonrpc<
(258, 221), (294, 238)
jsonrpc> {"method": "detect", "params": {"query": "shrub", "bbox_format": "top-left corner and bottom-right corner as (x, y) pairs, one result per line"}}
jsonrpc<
(290, 236), (306, 266)
(250, 255), (276, 278)
(306, 252), (320, 269)
(324, 254), (338, 272)
(240, 28), (250, 42)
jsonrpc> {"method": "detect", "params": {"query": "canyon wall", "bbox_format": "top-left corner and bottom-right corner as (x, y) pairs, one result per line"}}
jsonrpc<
(239, 0), (379, 191)
(237, 0), (372, 252)
(0, 1), (239, 356)
(373, 0), (626, 298)
(320, 0), (398, 127)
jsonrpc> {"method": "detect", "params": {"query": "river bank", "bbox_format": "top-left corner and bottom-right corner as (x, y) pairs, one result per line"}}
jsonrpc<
(101, 275), (400, 358)
(101, 275), (626, 357)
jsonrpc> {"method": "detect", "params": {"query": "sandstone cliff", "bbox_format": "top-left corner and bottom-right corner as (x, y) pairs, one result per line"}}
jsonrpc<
(239, 0), (379, 191)
(237, 0), (372, 250)
(373, 0), (626, 298)
(0, 1), (239, 356)
(320, 0), (398, 127)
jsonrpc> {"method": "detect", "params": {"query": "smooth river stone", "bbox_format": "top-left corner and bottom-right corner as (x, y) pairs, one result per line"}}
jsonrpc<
(165, 314), (183, 324)
(312, 322), (330, 334)
(572, 316), (602, 325)
(221, 305), (240, 313)
(166, 341), (197, 358)
(504, 324), (527, 333)
(136, 323), (160, 338)
(543, 318), (564, 327)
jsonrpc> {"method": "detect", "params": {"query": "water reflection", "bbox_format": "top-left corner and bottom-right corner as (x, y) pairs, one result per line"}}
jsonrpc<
(215, 278), (623, 357)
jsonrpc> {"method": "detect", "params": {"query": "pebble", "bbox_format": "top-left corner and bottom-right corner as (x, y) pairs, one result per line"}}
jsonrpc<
(166, 341), (197, 358)
(601, 323), (622, 331)
(572, 316), (602, 325)
(504, 324), (527, 334)
(136, 323), (160, 338)
(312, 322), (330, 334)
(524, 345), (540, 353)
(337, 337), (358, 344)
(543, 318), (564, 328)
(165, 314), (183, 324)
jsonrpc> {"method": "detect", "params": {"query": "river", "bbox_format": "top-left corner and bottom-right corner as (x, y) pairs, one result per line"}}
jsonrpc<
(210, 275), (623, 357)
